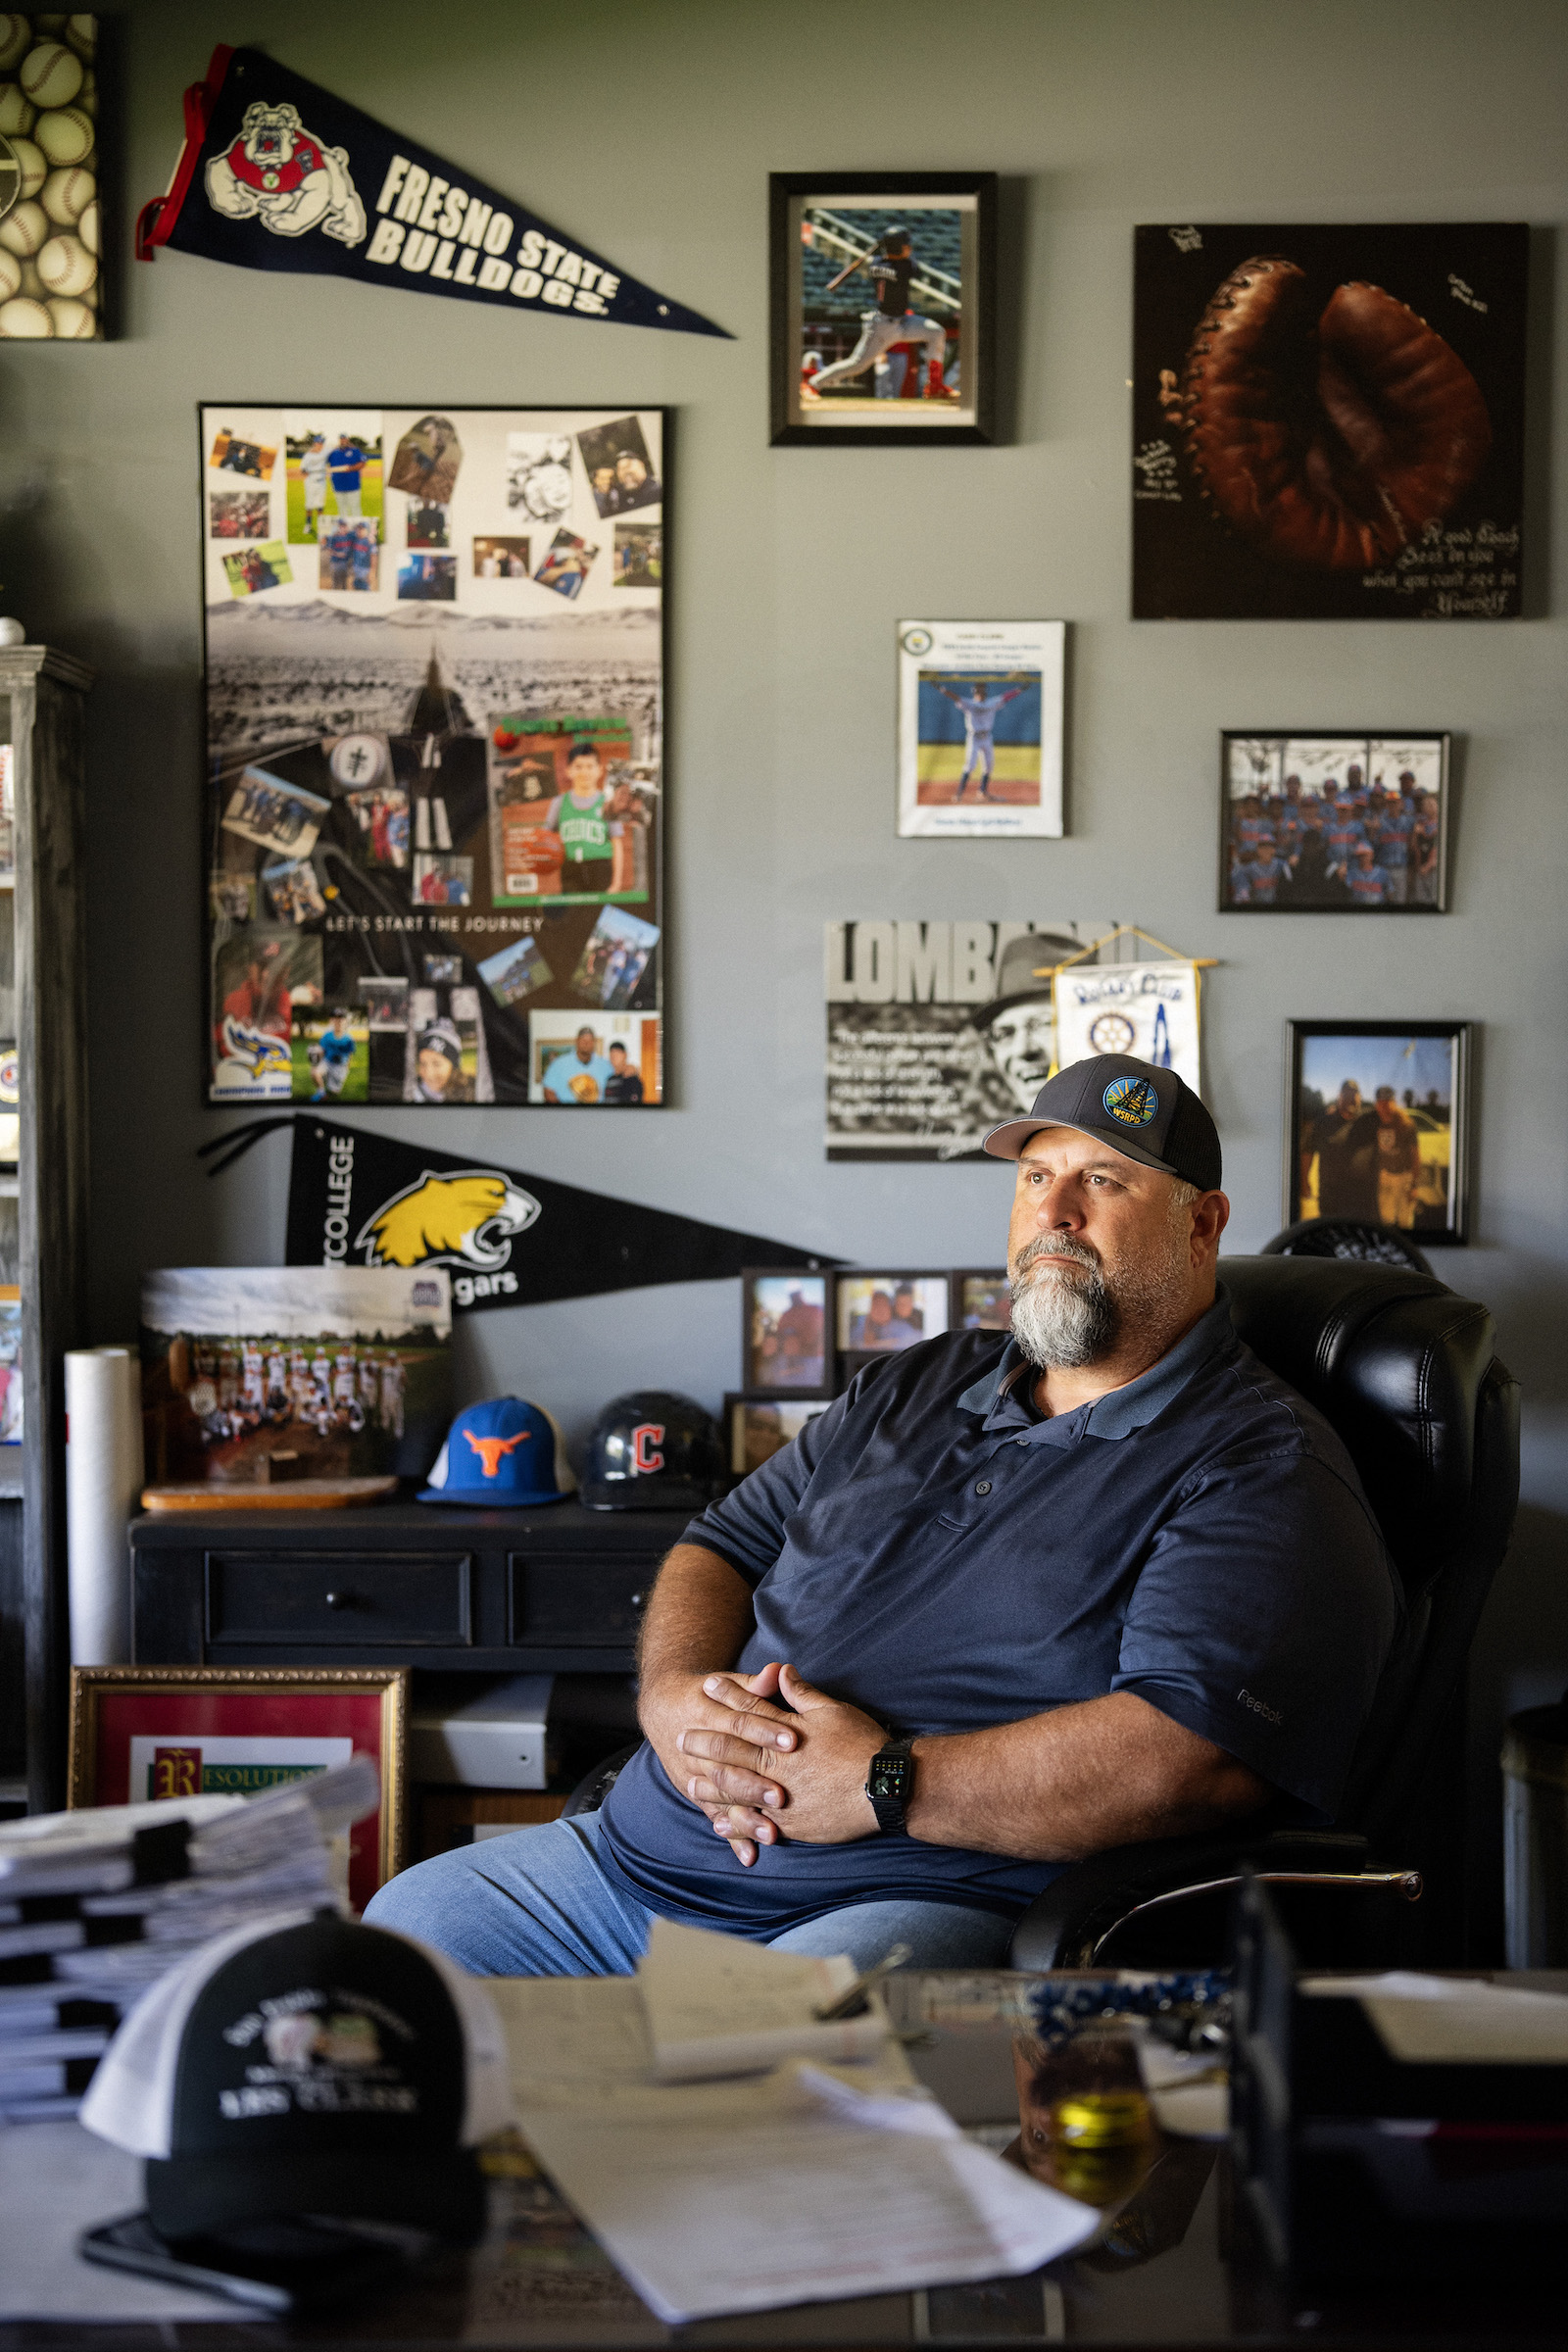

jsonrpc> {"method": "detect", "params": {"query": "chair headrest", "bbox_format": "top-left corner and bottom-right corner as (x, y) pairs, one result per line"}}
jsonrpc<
(1219, 1255), (1497, 1599)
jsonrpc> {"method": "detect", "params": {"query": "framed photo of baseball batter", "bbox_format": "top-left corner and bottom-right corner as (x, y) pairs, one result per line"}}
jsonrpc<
(1220, 734), (1450, 912)
(1286, 1019), (1472, 1246)
(897, 621), (1064, 837)
(769, 172), (996, 446)
(1133, 223), (1528, 620)
(200, 404), (664, 1109)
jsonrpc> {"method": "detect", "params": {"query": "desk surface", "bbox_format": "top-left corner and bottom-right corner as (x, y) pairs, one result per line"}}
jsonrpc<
(2, 1974), (1563, 2351)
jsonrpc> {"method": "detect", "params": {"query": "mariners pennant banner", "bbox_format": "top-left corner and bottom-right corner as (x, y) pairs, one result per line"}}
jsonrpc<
(200, 1117), (837, 1314)
(137, 45), (729, 339)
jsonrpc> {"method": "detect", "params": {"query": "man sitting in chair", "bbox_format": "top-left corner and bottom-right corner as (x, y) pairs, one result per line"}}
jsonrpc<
(368, 1055), (1400, 1973)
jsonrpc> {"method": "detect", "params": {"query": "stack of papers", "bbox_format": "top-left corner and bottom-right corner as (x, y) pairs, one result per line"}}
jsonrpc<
(491, 1918), (1099, 2325)
(0, 1756), (377, 2121)
(1302, 1969), (1568, 2063)
(637, 1915), (889, 2079)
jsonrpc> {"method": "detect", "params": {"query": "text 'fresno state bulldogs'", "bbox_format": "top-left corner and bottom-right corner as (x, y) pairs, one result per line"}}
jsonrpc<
(367, 155), (619, 314)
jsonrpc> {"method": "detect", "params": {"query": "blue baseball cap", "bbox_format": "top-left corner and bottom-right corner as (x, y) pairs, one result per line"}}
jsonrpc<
(417, 1396), (575, 1507)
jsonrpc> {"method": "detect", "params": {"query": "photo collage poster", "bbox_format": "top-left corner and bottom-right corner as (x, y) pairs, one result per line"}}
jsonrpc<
(201, 406), (664, 1108)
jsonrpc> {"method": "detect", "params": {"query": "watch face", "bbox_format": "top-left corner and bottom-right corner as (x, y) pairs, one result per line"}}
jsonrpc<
(868, 1754), (913, 1800)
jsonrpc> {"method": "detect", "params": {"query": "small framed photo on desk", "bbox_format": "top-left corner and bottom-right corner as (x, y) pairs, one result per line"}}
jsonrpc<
(723, 1394), (833, 1482)
(741, 1269), (831, 1396)
(68, 1665), (409, 1913)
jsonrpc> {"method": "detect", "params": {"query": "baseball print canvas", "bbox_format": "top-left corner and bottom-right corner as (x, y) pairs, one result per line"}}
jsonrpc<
(1132, 222), (1527, 619)
(897, 621), (1064, 838)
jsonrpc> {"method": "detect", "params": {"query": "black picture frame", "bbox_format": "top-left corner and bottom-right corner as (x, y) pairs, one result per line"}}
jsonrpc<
(1219, 733), (1451, 913)
(833, 1271), (952, 1359)
(722, 1393), (833, 1483)
(740, 1268), (831, 1397)
(953, 1269), (1011, 1331)
(1286, 1020), (1472, 1245)
(769, 173), (997, 447)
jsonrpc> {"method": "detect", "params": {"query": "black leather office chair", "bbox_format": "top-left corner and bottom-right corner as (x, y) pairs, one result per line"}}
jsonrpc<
(1008, 1254), (1519, 1968)
(1262, 1216), (1435, 1276)
(567, 1257), (1519, 1971)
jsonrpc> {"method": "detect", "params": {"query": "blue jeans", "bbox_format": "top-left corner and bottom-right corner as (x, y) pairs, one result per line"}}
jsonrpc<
(364, 1811), (1017, 1976)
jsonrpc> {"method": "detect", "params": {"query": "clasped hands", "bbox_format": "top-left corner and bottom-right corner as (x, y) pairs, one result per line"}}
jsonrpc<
(643, 1662), (886, 1867)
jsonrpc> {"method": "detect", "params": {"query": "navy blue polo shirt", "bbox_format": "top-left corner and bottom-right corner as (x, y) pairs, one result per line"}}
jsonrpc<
(598, 1294), (1400, 1936)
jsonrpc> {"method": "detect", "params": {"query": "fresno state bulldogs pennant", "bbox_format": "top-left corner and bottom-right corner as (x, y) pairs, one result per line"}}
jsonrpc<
(200, 1117), (837, 1314)
(137, 45), (729, 339)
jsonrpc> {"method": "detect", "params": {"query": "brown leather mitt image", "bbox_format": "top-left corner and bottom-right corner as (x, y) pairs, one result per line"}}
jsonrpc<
(1178, 256), (1493, 570)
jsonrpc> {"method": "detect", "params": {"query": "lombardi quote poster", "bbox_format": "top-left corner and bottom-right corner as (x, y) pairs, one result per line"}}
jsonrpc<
(202, 404), (664, 1109)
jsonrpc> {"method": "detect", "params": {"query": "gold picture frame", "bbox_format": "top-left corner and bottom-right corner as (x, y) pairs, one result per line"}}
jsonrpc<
(68, 1665), (409, 1907)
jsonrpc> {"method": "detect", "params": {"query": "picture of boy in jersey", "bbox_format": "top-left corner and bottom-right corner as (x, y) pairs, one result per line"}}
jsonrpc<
(938, 677), (1026, 801)
(308, 1010), (357, 1102)
(326, 434), (368, 517)
(545, 741), (615, 897)
(300, 433), (327, 537)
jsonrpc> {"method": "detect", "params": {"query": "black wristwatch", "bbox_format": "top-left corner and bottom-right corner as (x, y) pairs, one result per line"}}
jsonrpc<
(864, 1736), (915, 1836)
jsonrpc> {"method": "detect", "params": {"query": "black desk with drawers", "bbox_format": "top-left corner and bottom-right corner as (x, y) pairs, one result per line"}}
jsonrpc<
(128, 1501), (690, 1674)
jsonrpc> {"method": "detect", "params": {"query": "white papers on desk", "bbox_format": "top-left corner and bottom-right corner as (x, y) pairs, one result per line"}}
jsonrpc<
(637, 1916), (888, 2080)
(1302, 1970), (1568, 2064)
(491, 1972), (1097, 2326)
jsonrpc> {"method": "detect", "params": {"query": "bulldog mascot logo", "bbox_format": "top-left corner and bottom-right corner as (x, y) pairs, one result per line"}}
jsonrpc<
(206, 99), (367, 246)
(356, 1169), (541, 1274)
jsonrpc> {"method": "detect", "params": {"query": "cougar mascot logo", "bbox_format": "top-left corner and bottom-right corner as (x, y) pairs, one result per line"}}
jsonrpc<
(207, 100), (367, 246)
(356, 1171), (540, 1274)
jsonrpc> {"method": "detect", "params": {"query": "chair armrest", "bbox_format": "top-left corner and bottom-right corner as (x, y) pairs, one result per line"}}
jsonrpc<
(562, 1740), (642, 1820)
(1007, 1828), (1375, 1971)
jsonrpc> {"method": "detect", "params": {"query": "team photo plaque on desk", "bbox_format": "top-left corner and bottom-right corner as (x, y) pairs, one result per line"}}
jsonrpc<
(200, 404), (665, 1108)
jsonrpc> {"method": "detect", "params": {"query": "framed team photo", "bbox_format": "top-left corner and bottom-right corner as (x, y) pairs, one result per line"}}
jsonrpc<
(897, 622), (1065, 840)
(723, 1395), (833, 1482)
(769, 172), (997, 446)
(1285, 1019), (1472, 1245)
(67, 1666), (409, 1914)
(741, 1269), (830, 1396)
(1220, 734), (1450, 912)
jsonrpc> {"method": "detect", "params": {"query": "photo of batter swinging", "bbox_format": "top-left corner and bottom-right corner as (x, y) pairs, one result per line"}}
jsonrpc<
(770, 173), (996, 445)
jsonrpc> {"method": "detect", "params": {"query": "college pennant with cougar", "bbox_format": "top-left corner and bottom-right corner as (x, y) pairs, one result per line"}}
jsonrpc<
(137, 45), (729, 339)
(201, 1117), (837, 1314)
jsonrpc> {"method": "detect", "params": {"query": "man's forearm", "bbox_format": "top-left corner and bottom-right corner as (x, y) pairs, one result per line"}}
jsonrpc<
(635, 1543), (756, 1697)
(906, 1692), (1269, 1861)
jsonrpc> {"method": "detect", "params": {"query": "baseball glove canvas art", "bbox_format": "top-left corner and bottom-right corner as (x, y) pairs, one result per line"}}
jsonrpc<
(1133, 223), (1527, 620)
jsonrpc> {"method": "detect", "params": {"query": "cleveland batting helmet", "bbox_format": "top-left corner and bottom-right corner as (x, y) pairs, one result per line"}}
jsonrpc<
(581, 1390), (724, 1511)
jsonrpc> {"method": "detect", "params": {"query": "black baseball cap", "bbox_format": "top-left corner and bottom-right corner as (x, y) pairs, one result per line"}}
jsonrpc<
(983, 1054), (1223, 1191)
(80, 1911), (514, 2245)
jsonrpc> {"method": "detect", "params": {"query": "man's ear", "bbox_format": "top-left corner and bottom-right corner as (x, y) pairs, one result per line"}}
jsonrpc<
(1193, 1189), (1230, 1256)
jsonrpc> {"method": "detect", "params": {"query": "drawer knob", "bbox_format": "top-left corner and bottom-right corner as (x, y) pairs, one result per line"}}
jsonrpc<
(323, 1590), (355, 1611)
(630, 1591), (645, 1609)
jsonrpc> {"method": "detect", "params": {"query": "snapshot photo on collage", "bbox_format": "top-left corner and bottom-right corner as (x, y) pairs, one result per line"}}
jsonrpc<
(201, 406), (664, 1107)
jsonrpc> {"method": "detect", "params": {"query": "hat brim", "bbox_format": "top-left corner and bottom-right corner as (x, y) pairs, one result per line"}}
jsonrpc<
(981, 1112), (1181, 1175)
(146, 2145), (486, 2248)
(416, 1485), (568, 1507)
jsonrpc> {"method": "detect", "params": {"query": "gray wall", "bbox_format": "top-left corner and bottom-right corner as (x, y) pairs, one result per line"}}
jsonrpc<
(7, 0), (1564, 1942)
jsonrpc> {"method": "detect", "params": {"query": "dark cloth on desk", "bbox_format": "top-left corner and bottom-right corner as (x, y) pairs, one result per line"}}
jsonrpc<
(598, 1293), (1402, 1935)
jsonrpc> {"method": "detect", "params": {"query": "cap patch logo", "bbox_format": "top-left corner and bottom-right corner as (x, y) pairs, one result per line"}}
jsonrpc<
(1103, 1075), (1159, 1128)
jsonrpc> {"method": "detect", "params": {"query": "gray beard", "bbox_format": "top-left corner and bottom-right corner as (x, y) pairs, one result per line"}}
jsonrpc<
(1008, 1239), (1115, 1369)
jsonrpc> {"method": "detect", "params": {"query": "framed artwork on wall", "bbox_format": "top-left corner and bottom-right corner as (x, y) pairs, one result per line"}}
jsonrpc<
(1220, 734), (1449, 911)
(67, 1666), (409, 1912)
(722, 1394), (832, 1482)
(1286, 1020), (1471, 1245)
(0, 16), (103, 342)
(896, 621), (1065, 840)
(741, 1270), (830, 1397)
(1133, 222), (1527, 620)
(769, 172), (996, 446)
(200, 404), (665, 1109)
